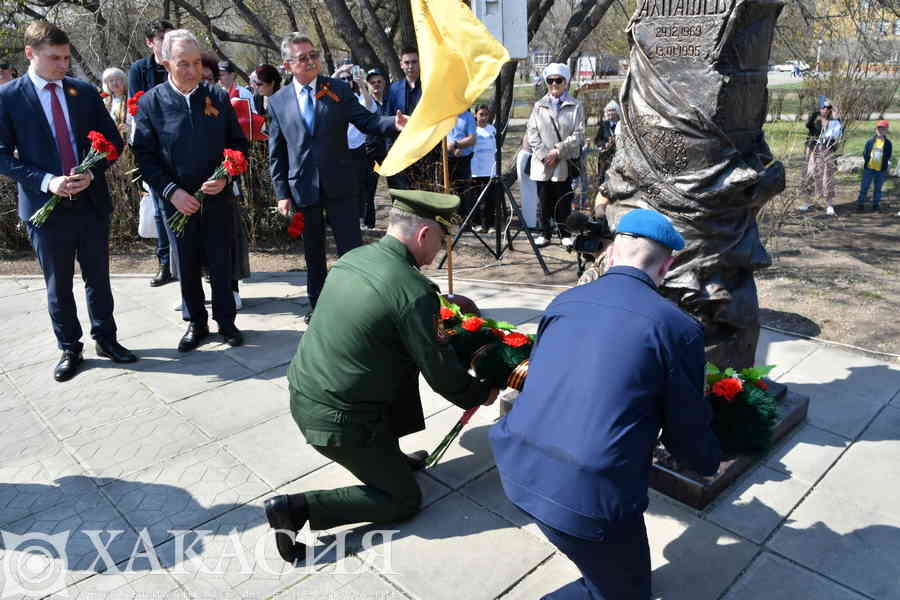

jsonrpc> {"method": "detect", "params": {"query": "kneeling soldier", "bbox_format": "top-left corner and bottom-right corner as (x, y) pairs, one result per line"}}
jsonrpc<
(264, 190), (499, 563)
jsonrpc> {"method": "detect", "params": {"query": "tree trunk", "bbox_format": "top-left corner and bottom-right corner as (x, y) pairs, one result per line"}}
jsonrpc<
(322, 0), (385, 75)
(308, 4), (336, 75)
(396, 0), (416, 50)
(359, 0), (401, 79)
(554, 0), (616, 63)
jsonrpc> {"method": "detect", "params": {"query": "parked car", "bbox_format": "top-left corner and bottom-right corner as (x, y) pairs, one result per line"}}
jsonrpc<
(772, 60), (810, 72)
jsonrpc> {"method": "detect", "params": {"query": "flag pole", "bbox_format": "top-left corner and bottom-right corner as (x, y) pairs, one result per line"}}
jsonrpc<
(442, 138), (454, 294)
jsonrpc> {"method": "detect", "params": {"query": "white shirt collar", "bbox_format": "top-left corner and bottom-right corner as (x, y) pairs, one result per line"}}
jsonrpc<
(293, 76), (318, 97)
(167, 77), (199, 101)
(28, 67), (61, 91)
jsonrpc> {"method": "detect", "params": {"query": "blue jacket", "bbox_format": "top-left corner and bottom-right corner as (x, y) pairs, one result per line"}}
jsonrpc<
(266, 76), (396, 209)
(127, 55), (167, 97)
(131, 82), (247, 211)
(385, 78), (421, 118)
(0, 75), (123, 221)
(490, 266), (721, 540)
(862, 136), (892, 172)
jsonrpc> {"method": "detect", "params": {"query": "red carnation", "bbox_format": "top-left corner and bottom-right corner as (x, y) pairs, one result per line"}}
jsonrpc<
(99, 91), (109, 98)
(287, 212), (305, 238)
(461, 317), (485, 332)
(503, 332), (530, 348)
(127, 90), (144, 116)
(712, 377), (743, 402)
(223, 149), (248, 177)
(87, 131), (118, 161)
(755, 379), (768, 391)
(440, 307), (455, 320)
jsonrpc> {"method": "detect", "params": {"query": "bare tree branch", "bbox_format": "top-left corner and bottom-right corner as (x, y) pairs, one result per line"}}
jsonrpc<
(321, 0), (384, 72)
(230, 0), (278, 50)
(359, 0), (400, 78)
(308, 3), (336, 75)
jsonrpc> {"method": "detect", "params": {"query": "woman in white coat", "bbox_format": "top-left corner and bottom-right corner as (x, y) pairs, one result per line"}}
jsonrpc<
(526, 63), (585, 246)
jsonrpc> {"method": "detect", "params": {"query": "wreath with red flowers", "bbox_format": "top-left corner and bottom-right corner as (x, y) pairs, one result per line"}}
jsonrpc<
(438, 296), (535, 390)
(706, 363), (778, 456)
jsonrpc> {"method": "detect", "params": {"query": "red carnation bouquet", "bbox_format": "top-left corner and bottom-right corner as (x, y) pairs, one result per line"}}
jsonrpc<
(426, 296), (535, 468)
(706, 362), (778, 456)
(168, 149), (247, 237)
(29, 130), (120, 227)
(126, 90), (144, 116)
(287, 212), (305, 238)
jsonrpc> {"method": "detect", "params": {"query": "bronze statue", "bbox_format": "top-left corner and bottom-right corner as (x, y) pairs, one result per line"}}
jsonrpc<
(602, 0), (786, 368)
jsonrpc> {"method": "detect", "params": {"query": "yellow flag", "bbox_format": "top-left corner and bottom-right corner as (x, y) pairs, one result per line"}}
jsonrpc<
(375, 0), (510, 177)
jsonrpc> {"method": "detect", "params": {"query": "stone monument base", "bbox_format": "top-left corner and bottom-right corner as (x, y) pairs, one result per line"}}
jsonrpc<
(650, 381), (808, 510)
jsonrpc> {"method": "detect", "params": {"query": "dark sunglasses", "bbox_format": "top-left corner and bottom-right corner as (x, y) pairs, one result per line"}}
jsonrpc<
(0, 63), (10, 70)
(546, 77), (565, 85)
(339, 76), (353, 82)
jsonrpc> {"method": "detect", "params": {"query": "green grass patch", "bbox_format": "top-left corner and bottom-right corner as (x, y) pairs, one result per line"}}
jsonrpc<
(763, 120), (896, 161)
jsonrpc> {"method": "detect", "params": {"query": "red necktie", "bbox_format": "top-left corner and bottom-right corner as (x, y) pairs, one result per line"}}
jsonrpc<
(45, 83), (77, 175)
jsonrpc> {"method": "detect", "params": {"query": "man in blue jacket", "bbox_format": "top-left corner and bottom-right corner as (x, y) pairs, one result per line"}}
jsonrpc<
(856, 120), (892, 213)
(0, 20), (133, 382)
(268, 32), (404, 323)
(128, 19), (175, 287)
(490, 209), (721, 599)
(132, 29), (248, 352)
(384, 47), (437, 190)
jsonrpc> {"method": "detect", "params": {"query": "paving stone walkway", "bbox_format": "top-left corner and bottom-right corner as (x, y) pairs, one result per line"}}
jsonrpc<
(1, 272), (898, 599)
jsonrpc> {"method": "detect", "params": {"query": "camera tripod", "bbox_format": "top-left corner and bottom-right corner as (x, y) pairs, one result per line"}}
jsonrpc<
(437, 78), (549, 275)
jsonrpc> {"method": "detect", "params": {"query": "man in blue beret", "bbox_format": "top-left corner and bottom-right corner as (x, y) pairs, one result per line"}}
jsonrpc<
(490, 209), (721, 599)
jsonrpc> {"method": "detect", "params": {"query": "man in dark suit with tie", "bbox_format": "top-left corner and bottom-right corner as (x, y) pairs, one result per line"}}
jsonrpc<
(0, 20), (134, 382)
(132, 29), (247, 352)
(267, 32), (406, 323)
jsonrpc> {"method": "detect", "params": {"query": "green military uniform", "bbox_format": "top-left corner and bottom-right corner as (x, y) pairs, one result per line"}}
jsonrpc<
(287, 190), (491, 530)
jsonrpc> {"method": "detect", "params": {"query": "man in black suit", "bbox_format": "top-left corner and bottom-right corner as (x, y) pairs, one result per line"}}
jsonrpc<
(267, 32), (406, 323)
(132, 29), (248, 352)
(0, 20), (134, 381)
(128, 19), (175, 288)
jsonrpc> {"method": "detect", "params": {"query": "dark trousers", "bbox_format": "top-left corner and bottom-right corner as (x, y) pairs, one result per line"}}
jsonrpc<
(305, 440), (422, 530)
(301, 190), (363, 308)
(350, 146), (375, 228)
(536, 179), (574, 239)
(27, 203), (117, 353)
(465, 176), (503, 229)
(857, 168), (886, 208)
(361, 157), (379, 229)
(151, 187), (170, 268)
(536, 517), (651, 600)
(171, 198), (235, 327)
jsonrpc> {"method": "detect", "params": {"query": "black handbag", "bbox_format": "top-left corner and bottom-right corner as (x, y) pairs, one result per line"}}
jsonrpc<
(549, 114), (581, 178)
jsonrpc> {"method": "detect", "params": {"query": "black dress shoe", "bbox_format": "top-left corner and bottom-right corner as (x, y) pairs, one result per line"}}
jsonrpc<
(303, 310), (313, 325)
(149, 265), (174, 287)
(54, 351), (83, 382)
(219, 325), (243, 347)
(264, 495), (308, 563)
(405, 450), (429, 472)
(95, 339), (138, 363)
(177, 322), (209, 352)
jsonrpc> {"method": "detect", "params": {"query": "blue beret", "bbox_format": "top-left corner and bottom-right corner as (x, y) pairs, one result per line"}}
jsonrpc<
(615, 209), (684, 251)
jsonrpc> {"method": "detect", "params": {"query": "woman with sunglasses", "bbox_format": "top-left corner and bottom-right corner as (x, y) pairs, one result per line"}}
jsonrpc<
(526, 63), (585, 247)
